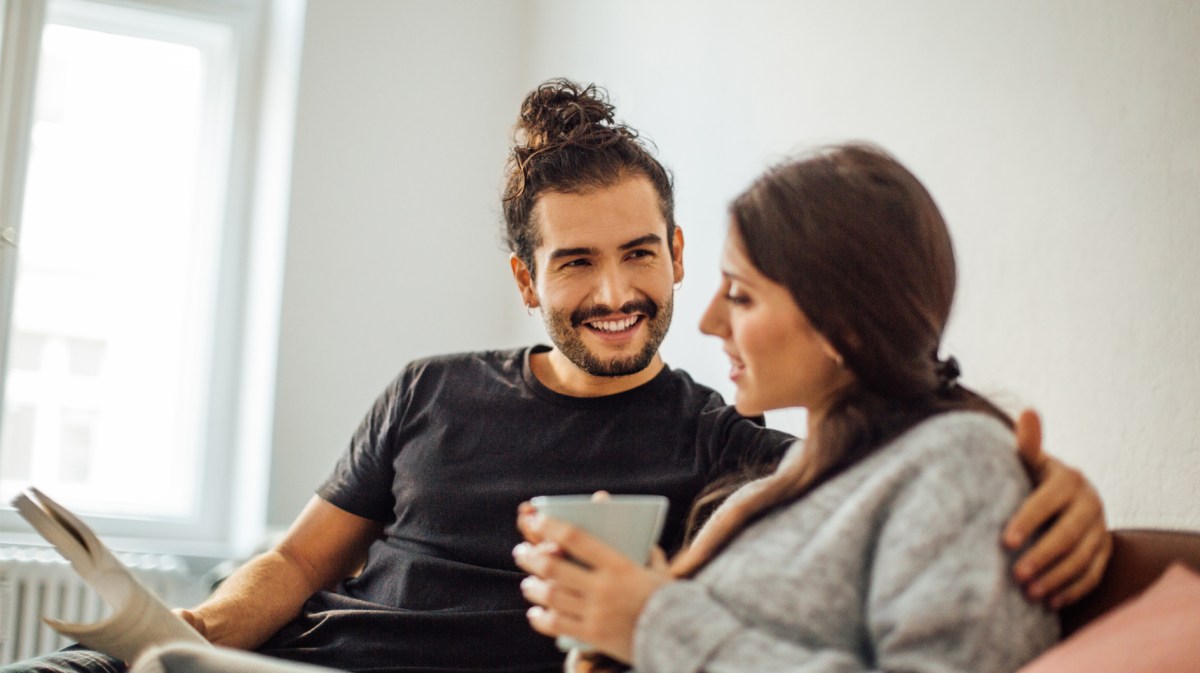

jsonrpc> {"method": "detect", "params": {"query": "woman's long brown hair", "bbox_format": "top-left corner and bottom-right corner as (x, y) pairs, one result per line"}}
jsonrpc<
(669, 144), (1012, 578)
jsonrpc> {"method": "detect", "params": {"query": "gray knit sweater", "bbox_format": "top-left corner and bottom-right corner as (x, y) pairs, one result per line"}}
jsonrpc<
(632, 411), (1058, 673)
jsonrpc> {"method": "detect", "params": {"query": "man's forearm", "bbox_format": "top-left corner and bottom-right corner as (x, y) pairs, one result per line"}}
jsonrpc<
(190, 548), (322, 650)
(181, 496), (382, 650)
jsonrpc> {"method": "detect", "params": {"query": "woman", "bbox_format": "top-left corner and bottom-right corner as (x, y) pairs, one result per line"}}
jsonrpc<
(513, 144), (1059, 672)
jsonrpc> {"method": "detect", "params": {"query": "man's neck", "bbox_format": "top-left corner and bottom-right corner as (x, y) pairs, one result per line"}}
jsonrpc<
(530, 348), (665, 398)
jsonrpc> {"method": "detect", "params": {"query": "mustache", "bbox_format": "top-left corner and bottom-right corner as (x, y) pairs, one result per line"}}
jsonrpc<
(570, 298), (659, 327)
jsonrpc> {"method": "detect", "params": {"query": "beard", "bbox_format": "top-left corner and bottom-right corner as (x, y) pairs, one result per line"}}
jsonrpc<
(541, 294), (674, 377)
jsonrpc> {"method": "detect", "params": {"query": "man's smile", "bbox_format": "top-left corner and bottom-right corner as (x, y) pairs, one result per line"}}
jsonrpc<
(571, 300), (656, 347)
(583, 314), (644, 334)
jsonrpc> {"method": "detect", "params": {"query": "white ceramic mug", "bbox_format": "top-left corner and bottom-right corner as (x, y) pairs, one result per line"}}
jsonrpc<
(529, 494), (669, 652)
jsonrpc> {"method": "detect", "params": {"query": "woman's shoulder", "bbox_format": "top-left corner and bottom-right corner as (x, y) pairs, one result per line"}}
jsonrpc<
(871, 410), (1028, 505)
(889, 410), (1016, 464)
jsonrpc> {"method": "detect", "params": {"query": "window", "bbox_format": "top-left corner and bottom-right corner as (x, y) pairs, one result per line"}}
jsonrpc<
(0, 0), (303, 556)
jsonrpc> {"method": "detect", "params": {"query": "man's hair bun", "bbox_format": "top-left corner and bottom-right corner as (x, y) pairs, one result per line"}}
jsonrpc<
(516, 78), (631, 152)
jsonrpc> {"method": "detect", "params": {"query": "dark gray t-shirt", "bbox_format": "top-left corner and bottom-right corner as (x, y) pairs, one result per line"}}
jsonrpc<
(257, 346), (791, 673)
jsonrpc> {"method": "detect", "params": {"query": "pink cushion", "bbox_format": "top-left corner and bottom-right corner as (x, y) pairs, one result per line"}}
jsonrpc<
(1018, 562), (1200, 673)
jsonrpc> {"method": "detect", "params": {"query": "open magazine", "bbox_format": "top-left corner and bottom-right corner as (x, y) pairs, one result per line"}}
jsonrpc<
(10, 486), (211, 663)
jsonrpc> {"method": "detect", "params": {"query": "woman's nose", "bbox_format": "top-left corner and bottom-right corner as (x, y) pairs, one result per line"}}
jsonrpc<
(699, 291), (728, 337)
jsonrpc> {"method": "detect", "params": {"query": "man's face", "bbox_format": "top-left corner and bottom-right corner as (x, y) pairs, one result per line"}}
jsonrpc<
(515, 175), (684, 377)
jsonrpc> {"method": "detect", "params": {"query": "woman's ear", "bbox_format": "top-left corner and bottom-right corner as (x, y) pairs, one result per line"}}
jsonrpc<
(509, 254), (539, 309)
(825, 347), (844, 368)
(823, 326), (864, 368)
(820, 338), (844, 368)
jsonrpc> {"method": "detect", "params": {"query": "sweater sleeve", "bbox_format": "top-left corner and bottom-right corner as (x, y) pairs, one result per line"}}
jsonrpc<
(632, 415), (1058, 673)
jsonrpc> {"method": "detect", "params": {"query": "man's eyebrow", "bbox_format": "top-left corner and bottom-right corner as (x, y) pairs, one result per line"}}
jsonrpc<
(619, 234), (664, 250)
(548, 246), (598, 262)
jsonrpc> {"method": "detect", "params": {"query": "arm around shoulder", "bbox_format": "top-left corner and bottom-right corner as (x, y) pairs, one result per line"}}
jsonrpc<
(867, 417), (1059, 672)
(187, 496), (383, 650)
(631, 414), (1058, 673)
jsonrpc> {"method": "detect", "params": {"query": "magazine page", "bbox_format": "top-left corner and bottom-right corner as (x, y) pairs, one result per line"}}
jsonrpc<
(10, 487), (210, 662)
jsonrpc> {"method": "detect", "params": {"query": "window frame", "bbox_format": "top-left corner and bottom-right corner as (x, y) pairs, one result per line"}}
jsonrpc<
(0, 0), (303, 559)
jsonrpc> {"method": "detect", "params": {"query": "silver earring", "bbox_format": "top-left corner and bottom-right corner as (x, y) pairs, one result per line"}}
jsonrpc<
(525, 303), (535, 317)
(673, 280), (683, 291)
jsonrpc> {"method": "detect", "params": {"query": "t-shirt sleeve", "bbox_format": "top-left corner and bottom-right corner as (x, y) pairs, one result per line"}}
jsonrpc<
(316, 365), (414, 522)
(696, 396), (795, 481)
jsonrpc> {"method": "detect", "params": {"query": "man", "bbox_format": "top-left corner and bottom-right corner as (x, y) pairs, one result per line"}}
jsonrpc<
(6, 79), (1110, 673)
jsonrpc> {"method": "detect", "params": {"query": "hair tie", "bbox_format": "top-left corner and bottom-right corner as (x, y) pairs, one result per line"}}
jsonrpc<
(934, 355), (961, 393)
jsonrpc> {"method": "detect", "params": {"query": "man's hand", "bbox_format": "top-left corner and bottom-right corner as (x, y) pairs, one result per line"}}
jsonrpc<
(173, 608), (208, 640)
(1005, 409), (1112, 609)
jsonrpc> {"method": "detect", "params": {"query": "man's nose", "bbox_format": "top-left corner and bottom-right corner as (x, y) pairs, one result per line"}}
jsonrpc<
(593, 265), (636, 310)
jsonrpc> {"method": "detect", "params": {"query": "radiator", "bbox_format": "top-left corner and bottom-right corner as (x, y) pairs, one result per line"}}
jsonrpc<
(0, 546), (207, 665)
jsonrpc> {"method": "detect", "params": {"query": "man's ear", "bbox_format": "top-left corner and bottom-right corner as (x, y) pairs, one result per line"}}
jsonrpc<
(509, 254), (539, 309)
(671, 226), (685, 285)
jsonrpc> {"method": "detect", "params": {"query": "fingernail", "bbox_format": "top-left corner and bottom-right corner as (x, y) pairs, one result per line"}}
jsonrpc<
(1028, 583), (1045, 600)
(513, 542), (529, 558)
(520, 576), (534, 591)
(1014, 562), (1032, 580)
(1005, 529), (1024, 548)
(526, 606), (544, 620)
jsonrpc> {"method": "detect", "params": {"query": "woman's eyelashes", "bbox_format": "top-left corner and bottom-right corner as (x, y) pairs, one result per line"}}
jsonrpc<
(724, 281), (751, 306)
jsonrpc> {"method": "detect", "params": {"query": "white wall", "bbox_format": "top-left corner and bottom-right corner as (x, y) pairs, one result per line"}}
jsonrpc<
(526, 0), (1200, 528)
(267, 0), (534, 524)
(269, 0), (1200, 530)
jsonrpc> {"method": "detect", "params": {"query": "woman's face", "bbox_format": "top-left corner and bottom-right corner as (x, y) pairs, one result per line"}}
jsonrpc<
(699, 226), (852, 419)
